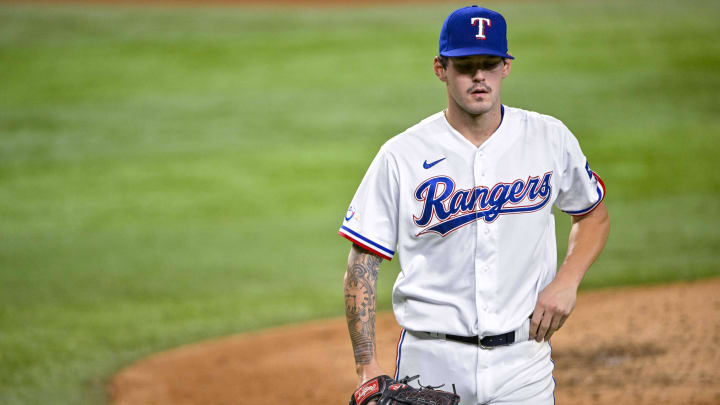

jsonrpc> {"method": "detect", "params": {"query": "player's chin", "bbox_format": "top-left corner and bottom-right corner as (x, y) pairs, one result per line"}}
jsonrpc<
(461, 101), (493, 116)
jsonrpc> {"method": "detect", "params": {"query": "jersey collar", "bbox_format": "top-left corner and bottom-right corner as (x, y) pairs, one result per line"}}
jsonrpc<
(442, 104), (508, 151)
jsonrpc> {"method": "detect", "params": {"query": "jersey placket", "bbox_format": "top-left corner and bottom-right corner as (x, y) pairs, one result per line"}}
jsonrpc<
(472, 148), (496, 334)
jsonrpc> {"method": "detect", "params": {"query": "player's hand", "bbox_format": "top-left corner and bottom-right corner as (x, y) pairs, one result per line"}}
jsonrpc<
(529, 276), (578, 342)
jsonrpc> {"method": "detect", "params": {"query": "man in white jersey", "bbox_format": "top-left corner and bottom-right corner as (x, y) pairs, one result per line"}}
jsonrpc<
(340, 6), (610, 405)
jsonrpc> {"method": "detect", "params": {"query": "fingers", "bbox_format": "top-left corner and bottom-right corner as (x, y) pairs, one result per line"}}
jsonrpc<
(529, 307), (543, 341)
(530, 308), (567, 342)
(534, 310), (554, 342)
(544, 314), (564, 341)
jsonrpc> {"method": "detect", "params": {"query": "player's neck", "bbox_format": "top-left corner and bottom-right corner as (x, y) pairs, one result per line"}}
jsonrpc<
(445, 103), (502, 148)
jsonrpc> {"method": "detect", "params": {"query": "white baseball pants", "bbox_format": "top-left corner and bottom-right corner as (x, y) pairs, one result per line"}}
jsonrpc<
(394, 328), (555, 405)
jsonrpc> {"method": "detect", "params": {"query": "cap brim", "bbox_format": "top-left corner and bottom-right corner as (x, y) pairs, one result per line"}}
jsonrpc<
(440, 47), (514, 59)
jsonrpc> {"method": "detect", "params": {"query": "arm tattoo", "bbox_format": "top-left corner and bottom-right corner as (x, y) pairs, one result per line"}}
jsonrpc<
(344, 245), (382, 365)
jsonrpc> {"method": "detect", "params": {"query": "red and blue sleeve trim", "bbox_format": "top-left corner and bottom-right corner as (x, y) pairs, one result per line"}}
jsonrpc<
(563, 173), (606, 216)
(338, 226), (395, 261)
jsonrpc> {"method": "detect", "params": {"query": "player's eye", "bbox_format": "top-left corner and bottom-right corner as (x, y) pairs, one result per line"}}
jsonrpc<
(453, 59), (503, 74)
(481, 60), (502, 70)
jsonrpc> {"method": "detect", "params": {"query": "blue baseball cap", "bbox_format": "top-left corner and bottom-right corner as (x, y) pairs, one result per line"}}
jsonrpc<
(439, 5), (514, 59)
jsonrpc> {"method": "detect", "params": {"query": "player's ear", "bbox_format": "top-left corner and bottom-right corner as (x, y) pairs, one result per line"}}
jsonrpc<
(433, 56), (448, 83)
(501, 55), (512, 78)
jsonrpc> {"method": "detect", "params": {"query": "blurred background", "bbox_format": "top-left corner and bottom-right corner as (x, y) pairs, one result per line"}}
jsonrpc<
(1, 0), (719, 403)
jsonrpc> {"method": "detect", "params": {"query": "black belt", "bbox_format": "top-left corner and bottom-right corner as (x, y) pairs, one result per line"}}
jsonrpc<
(444, 331), (515, 348)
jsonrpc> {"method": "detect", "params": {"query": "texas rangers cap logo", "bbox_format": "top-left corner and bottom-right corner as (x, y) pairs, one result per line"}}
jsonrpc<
(439, 5), (514, 59)
(471, 17), (491, 40)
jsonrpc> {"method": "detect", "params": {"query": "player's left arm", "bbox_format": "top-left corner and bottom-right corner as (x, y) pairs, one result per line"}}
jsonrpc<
(530, 201), (610, 342)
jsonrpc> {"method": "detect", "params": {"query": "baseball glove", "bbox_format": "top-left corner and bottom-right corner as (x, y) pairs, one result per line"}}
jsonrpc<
(349, 375), (461, 405)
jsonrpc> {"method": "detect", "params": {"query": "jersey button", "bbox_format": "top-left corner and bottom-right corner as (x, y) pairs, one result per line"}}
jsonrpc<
(484, 228), (490, 235)
(483, 265), (489, 272)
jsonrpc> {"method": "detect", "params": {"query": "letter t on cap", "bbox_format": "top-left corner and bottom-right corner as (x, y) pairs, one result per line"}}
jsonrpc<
(471, 17), (492, 39)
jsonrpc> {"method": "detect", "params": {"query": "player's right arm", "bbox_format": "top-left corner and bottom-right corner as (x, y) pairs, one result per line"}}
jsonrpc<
(344, 243), (385, 387)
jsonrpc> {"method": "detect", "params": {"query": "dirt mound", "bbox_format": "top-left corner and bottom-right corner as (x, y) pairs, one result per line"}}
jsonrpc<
(109, 279), (720, 404)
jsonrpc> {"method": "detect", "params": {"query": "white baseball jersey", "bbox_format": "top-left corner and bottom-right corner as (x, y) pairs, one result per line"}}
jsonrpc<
(338, 105), (605, 338)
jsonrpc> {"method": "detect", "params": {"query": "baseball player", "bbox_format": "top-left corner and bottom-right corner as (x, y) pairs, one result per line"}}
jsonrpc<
(341, 5), (610, 405)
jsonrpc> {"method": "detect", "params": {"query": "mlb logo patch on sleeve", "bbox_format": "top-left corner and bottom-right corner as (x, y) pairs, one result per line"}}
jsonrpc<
(345, 205), (356, 221)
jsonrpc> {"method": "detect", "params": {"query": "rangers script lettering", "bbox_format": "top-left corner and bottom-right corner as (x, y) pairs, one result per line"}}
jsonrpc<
(413, 172), (552, 236)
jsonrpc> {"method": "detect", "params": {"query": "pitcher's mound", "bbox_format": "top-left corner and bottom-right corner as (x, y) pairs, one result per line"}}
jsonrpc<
(109, 279), (720, 404)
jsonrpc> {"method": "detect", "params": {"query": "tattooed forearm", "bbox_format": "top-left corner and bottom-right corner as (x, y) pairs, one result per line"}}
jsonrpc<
(344, 244), (382, 365)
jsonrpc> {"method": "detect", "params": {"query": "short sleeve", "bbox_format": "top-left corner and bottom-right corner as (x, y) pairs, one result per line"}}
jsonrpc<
(338, 149), (399, 260)
(554, 128), (606, 216)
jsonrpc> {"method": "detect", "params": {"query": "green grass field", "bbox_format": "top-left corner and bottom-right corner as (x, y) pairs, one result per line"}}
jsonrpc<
(1, 0), (719, 403)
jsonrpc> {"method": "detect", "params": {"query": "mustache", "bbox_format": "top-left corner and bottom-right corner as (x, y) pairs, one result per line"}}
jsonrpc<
(468, 85), (492, 94)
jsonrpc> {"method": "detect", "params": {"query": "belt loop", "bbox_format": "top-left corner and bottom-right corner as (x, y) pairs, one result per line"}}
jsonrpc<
(517, 317), (531, 342)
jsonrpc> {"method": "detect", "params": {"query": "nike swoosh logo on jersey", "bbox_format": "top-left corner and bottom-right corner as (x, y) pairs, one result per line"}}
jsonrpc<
(423, 157), (446, 169)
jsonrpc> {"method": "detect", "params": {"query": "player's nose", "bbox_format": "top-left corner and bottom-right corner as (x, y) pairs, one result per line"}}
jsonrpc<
(471, 67), (486, 82)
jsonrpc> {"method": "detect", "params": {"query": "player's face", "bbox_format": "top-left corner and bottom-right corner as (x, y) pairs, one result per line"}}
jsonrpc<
(434, 55), (511, 116)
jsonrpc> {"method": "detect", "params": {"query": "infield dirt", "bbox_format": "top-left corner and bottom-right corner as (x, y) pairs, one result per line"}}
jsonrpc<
(110, 278), (720, 404)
